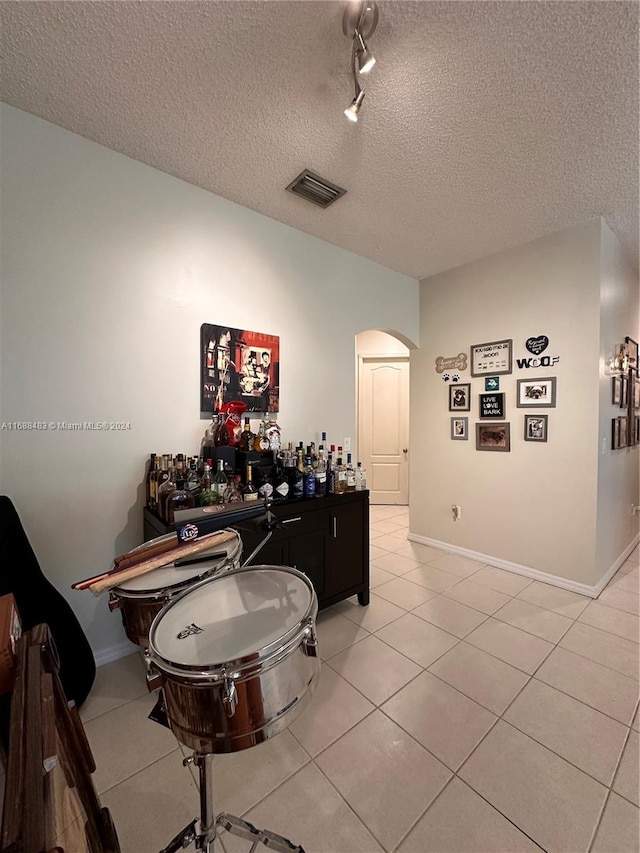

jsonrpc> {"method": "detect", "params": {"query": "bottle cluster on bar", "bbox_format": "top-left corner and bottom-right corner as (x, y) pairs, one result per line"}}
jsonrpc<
(145, 424), (367, 523)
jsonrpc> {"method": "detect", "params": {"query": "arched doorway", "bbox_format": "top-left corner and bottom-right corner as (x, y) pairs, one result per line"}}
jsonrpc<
(356, 330), (411, 505)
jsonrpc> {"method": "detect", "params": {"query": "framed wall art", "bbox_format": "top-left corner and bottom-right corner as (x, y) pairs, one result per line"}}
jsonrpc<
(634, 377), (640, 410)
(524, 414), (548, 442)
(625, 336), (638, 372)
(618, 416), (628, 448)
(479, 392), (506, 419)
(476, 422), (511, 452)
(612, 376), (622, 405)
(620, 376), (629, 408)
(200, 323), (280, 416)
(516, 377), (557, 408)
(611, 417), (619, 450)
(470, 339), (513, 377)
(449, 383), (471, 411)
(451, 417), (468, 440)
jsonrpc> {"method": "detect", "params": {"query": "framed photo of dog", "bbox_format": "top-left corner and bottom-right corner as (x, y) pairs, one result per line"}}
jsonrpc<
(449, 383), (471, 411)
(476, 423), (511, 452)
(516, 377), (557, 408)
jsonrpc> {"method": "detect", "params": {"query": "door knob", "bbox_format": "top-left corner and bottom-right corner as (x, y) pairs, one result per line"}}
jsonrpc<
(402, 448), (408, 454)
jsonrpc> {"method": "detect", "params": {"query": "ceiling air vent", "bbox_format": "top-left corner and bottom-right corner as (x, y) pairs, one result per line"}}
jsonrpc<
(286, 170), (347, 209)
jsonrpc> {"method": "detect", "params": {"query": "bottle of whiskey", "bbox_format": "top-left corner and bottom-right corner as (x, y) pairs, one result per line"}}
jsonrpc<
(239, 417), (256, 451)
(346, 453), (356, 492)
(253, 418), (271, 451)
(355, 461), (367, 491)
(243, 464), (259, 501)
(292, 450), (305, 498)
(334, 457), (347, 495)
(154, 454), (171, 512)
(166, 479), (195, 524)
(315, 447), (327, 497)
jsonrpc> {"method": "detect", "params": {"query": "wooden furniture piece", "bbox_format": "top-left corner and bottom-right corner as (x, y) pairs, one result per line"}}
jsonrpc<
(143, 490), (370, 610)
(0, 624), (120, 853)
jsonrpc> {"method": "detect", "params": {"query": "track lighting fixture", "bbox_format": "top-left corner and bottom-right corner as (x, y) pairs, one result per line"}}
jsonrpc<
(342, 1), (379, 122)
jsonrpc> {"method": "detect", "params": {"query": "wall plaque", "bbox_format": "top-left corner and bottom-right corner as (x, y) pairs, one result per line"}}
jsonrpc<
(470, 340), (512, 376)
(479, 392), (506, 419)
(435, 353), (468, 373)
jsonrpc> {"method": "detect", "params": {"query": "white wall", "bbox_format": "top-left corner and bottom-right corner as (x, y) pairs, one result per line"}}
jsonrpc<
(356, 330), (410, 357)
(0, 105), (418, 661)
(411, 221), (611, 588)
(596, 222), (640, 576)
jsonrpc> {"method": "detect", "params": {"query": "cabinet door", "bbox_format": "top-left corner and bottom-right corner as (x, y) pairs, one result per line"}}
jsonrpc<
(286, 530), (327, 598)
(327, 500), (367, 597)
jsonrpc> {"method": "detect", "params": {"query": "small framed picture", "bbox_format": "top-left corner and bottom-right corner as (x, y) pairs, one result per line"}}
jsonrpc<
(612, 376), (622, 405)
(634, 378), (640, 409)
(479, 392), (506, 419)
(611, 417), (619, 450)
(449, 383), (471, 411)
(470, 339), (512, 377)
(516, 377), (557, 408)
(619, 416), (628, 448)
(625, 336), (638, 372)
(636, 416), (640, 444)
(620, 376), (629, 408)
(476, 422), (511, 452)
(524, 414), (548, 442)
(451, 417), (468, 440)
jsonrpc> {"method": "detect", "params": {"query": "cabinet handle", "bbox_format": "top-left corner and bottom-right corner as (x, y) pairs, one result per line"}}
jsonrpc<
(281, 517), (302, 525)
(332, 516), (338, 539)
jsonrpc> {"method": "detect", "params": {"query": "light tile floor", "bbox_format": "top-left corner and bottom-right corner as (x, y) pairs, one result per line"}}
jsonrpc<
(81, 505), (640, 853)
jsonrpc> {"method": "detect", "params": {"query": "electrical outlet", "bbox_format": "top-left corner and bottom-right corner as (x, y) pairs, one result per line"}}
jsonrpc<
(344, 437), (352, 452)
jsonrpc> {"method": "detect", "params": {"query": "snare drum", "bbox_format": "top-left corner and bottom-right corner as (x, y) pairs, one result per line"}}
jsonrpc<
(109, 529), (242, 648)
(147, 565), (320, 754)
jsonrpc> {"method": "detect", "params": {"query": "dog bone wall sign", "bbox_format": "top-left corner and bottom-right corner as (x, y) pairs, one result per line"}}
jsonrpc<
(435, 353), (468, 373)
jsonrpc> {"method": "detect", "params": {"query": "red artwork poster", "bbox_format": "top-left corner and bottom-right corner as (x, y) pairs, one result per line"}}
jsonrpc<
(201, 324), (280, 416)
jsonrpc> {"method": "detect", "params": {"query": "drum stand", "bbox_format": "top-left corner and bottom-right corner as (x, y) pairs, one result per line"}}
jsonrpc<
(159, 752), (305, 853)
(159, 506), (307, 853)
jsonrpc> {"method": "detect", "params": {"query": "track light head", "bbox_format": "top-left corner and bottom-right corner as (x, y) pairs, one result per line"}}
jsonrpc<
(355, 31), (376, 75)
(344, 89), (365, 123)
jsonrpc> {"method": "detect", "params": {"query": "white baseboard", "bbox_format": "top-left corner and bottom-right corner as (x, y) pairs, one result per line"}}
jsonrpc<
(407, 532), (640, 599)
(93, 638), (139, 667)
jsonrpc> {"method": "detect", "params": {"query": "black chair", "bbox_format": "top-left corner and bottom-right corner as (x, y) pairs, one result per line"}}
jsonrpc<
(0, 495), (96, 708)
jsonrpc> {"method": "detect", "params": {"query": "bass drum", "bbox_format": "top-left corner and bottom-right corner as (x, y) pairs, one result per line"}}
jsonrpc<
(147, 565), (320, 754)
(109, 529), (242, 648)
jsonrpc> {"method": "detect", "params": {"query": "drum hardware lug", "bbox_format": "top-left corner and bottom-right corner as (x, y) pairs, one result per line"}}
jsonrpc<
(183, 755), (195, 767)
(222, 671), (238, 718)
(302, 623), (318, 658)
(108, 593), (121, 612)
(146, 664), (164, 692)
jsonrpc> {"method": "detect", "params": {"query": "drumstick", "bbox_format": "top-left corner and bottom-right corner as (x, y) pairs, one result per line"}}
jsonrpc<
(87, 530), (238, 595)
(113, 536), (178, 570)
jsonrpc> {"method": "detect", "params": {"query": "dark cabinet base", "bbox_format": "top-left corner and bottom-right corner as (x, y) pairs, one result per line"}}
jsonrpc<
(142, 491), (370, 611)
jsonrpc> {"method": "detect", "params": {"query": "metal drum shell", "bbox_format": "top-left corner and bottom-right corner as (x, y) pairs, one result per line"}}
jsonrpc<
(110, 529), (242, 648)
(148, 565), (320, 754)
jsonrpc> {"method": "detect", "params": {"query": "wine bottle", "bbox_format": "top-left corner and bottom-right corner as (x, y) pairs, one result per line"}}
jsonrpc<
(243, 464), (259, 501)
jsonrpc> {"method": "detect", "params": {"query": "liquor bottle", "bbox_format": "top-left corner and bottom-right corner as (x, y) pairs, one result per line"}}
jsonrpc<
(243, 464), (259, 501)
(157, 461), (177, 520)
(239, 417), (256, 451)
(166, 479), (195, 524)
(315, 447), (327, 497)
(321, 432), (328, 453)
(213, 459), (228, 502)
(154, 454), (171, 512)
(355, 461), (367, 491)
(214, 413), (232, 447)
(265, 418), (282, 451)
(223, 475), (243, 503)
(186, 457), (201, 500)
(145, 453), (157, 509)
(292, 450), (305, 498)
(303, 456), (316, 498)
(346, 453), (356, 492)
(199, 460), (217, 506)
(253, 418), (271, 451)
(335, 457), (347, 495)
(201, 413), (218, 461)
(258, 471), (274, 500)
(327, 452), (336, 495)
(273, 465), (290, 501)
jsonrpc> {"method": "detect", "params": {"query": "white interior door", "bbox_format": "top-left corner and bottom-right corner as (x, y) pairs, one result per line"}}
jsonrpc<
(358, 356), (410, 505)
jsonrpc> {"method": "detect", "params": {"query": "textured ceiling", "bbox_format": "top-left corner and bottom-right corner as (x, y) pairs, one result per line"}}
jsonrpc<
(1, 1), (637, 279)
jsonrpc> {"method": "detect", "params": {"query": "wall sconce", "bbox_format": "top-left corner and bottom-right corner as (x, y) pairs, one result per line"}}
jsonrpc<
(606, 343), (630, 375)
